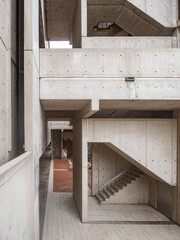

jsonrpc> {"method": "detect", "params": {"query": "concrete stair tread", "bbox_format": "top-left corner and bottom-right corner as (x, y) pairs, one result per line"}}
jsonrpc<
(112, 183), (121, 191)
(115, 181), (124, 188)
(122, 176), (134, 182)
(108, 186), (117, 193)
(104, 188), (112, 197)
(96, 167), (144, 204)
(96, 193), (104, 203)
(128, 172), (140, 178)
(99, 191), (108, 200)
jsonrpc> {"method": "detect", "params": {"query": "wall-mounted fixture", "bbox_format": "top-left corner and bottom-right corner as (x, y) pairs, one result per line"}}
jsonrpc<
(125, 77), (135, 82)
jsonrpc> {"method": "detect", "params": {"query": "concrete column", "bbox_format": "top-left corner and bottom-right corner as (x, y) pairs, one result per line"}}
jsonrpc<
(51, 130), (61, 160)
(171, 110), (180, 225)
(73, 119), (88, 222)
(81, 0), (87, 37)
(91, 144), (99, 196)
(72, 0), (87, 47)
(24, 0), (47, 238)
(176, 110), (180, 224)
(67, 139), (73, 158)
(149, 179), (157, 209)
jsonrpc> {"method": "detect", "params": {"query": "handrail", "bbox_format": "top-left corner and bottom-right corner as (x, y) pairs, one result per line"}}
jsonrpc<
(101, 168), (130, 190)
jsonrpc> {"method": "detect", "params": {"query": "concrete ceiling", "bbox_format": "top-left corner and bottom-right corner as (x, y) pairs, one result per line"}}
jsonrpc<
(45, 0), (77, 41)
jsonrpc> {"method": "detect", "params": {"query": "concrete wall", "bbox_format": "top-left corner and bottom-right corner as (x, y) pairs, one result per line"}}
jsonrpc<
(128, 0), (178, 28)
(177, 110), (180, 225)
(0, 152), (34, 239)
(87, 119), (177, 186)
(0, 0), (19, 165)
(157, 181), (173, 219)
(39, 146), (51, 239)
(24, 0), (47, 238)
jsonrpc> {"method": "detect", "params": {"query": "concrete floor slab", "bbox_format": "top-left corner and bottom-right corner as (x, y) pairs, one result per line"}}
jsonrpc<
(42, 193), (180, 240)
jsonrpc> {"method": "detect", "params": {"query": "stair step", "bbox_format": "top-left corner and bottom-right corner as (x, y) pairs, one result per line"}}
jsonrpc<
(131, 168), (143, 175)
(122, 176), (131, 182)
(99, 191), (108, 200)
(115, 181), (124, 188)
(108, 186), (118, 193)
(107, 186), (115, 195)
(104, 188), (113, 197)
(118, 178), (128, 185)
(125, 174), (136, 180)
(96, 193), (104, 203)
(129, 171), (140, 178)
(96, 168), (144, 204)
(111, 183), (120, 191)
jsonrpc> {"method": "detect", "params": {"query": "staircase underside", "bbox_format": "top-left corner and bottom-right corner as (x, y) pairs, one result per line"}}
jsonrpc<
(87, 119), (177, 186)
(88, 0), (176, 37)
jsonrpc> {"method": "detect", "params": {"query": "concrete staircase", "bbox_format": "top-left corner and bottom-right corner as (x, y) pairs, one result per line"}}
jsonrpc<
(96, 167), (144, 204)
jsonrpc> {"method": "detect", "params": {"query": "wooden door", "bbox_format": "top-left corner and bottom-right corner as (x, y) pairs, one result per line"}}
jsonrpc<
(51, 130), (61, 159)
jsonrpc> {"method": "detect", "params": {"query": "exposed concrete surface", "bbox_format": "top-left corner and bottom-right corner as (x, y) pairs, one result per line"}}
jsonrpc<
(73, 119), (88, 222)
(82, 37), (177, 48)
(45, 0), (77, 40)
(92, 144), (149, 204)
(39, 146), (51, 240)
(42, 192), (180, 240)
(88, 119), (177, 185)
(0, 152), (34, 240)
(91, 143), (131, 195)
(88, 196), (170, 222)
(87, 0), (177, 37)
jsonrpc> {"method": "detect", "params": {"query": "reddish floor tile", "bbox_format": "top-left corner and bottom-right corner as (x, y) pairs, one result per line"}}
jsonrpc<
(54, 170), (73, 192)
(53, 159), (92, 192)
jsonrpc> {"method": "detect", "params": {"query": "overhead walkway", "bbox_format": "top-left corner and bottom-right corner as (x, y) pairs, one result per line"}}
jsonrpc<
(40, 48), (180, 112)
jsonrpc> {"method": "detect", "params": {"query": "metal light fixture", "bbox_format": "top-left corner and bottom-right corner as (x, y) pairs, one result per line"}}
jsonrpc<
(125, 77), (135, 82)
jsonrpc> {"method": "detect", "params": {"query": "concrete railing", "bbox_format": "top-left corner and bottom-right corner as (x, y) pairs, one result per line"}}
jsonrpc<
(0, 152), (35, 240)
(40, 48), (180, 78)
(82, 37), (177, 49)
(0, 152), (32, 186)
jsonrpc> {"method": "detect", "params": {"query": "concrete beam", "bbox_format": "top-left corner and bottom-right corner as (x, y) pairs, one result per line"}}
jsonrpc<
(40, 78), (180, 111)
(48, 121), (72, 130)
(46, 111), (73, 121)
(73, 99), (99, 123)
